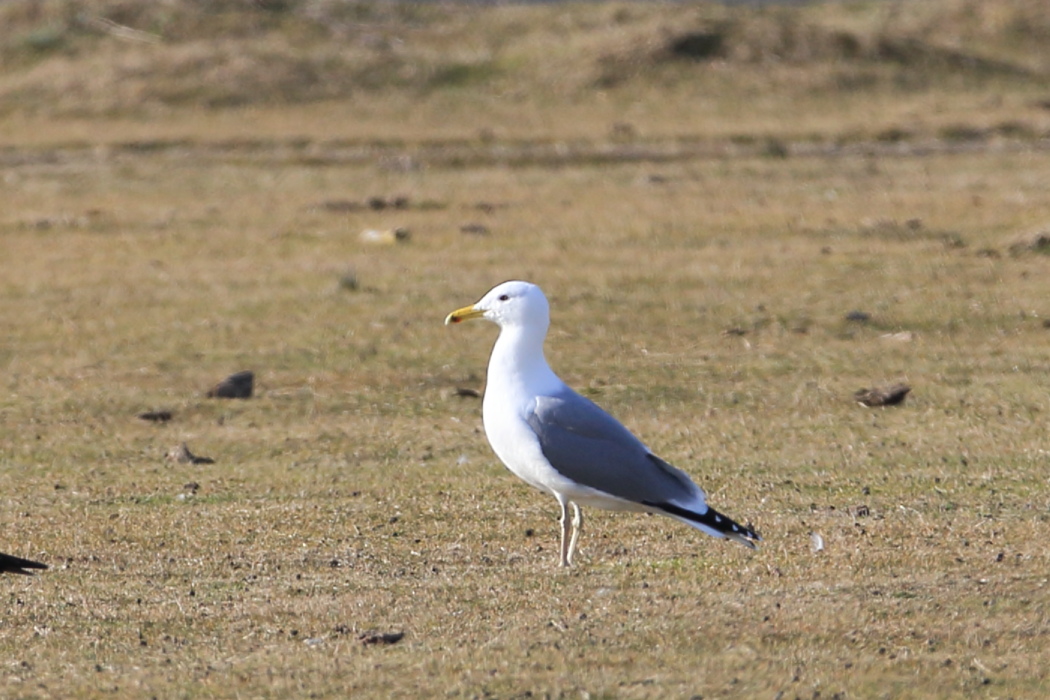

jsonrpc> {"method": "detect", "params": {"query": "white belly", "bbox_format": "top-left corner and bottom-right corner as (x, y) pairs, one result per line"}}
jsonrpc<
(482, 394), (557, 495)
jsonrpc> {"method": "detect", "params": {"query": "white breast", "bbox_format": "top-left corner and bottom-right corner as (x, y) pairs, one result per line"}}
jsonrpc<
(482, 388), (558, 495)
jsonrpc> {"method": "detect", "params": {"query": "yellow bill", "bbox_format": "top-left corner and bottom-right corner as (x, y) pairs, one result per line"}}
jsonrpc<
(445, 305), (486, 325)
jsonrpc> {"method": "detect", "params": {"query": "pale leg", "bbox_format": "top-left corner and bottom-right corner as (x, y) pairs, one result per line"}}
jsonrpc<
(558, 498), (573, 567)
(566, 502), (583, 566)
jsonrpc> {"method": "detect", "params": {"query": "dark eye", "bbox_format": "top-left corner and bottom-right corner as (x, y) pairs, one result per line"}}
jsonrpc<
(498, 294), (510, 301)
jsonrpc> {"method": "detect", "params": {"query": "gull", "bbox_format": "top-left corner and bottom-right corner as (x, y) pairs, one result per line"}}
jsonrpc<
(445, 280), (761, 566)
(0, 551), (47, 575)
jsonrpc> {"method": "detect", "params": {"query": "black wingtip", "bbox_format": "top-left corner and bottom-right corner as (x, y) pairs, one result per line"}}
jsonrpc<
(644, 501), (762, 547)
(0, 553), (48, 576)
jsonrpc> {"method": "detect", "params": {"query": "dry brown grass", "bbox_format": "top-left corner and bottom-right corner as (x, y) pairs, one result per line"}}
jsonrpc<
(1, 0), (1049, 143)
(3, 1), (1050, 698)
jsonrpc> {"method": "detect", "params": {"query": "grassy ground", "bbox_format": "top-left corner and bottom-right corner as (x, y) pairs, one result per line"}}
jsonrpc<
(3, 0), (1050, 698)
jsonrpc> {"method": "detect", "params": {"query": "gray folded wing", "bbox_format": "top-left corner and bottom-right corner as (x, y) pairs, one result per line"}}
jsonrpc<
(525, 390), (705, 507)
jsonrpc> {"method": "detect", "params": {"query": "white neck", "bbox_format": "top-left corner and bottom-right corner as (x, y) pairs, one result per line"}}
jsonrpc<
(485, 324), (562, 401)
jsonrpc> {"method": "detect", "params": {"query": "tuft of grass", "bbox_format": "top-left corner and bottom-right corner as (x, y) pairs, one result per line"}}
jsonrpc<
(424, 59), (502, 91)
(19, 24), (68, 54)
